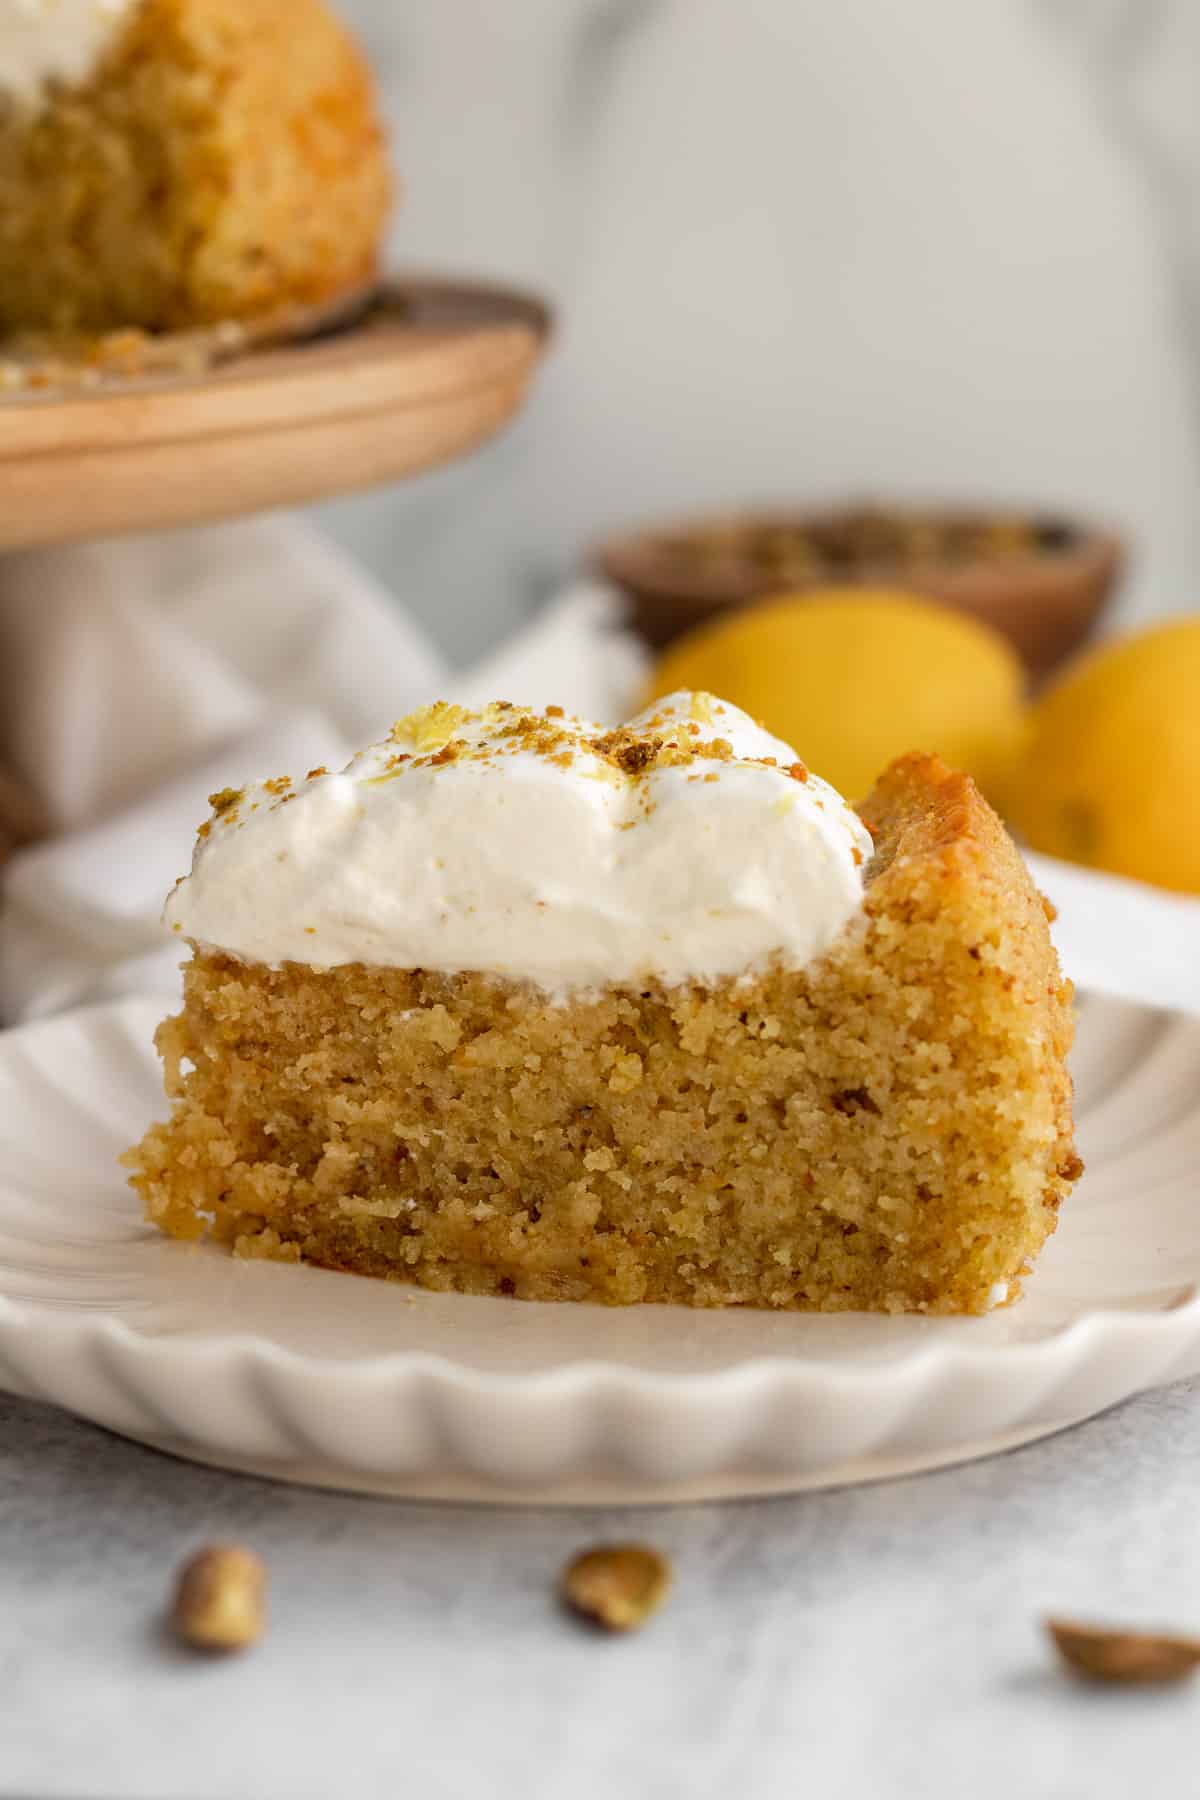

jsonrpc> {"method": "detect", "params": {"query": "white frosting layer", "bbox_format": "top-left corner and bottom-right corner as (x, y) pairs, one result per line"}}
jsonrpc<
(0, 0), (136, 106)
(165, 692), (873, 994)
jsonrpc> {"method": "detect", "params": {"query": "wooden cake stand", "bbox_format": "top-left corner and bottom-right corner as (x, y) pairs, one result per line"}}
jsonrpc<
(0, 275), (552, 551)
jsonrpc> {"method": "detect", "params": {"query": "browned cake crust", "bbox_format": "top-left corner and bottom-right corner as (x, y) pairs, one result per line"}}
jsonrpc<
(125, 754), (1080, 1314)
(0, 0), (392, 333)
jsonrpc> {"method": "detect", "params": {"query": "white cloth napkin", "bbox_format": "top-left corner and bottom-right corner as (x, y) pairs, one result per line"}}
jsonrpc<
(0, 517), (1195, 1024)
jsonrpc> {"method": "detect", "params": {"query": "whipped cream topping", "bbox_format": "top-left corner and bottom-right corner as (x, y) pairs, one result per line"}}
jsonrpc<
(165, 691), (874, 995)
(0, 0), (136, 106)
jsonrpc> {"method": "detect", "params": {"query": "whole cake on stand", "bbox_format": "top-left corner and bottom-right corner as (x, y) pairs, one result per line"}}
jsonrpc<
(0, 0), (392, 334)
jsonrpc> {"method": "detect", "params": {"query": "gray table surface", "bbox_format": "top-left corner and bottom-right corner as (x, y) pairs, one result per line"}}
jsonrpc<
(4, 1382), (1200, 1800)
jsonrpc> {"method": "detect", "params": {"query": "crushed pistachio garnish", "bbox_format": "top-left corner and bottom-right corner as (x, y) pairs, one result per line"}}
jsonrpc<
(590, 730), (664, 777)
(196, 699), (826, 849)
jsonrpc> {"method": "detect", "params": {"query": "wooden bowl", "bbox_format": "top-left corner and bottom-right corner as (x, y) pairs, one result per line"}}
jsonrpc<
(597, 504), (1125, 681)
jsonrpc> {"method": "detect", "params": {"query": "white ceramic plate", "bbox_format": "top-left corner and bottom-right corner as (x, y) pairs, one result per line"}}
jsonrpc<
(0, 992), (1197, 1504)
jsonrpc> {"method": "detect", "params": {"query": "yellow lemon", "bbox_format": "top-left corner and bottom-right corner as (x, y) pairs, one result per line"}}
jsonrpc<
(646, 589), (1027, 802)
(1010, 616), (1200, 892)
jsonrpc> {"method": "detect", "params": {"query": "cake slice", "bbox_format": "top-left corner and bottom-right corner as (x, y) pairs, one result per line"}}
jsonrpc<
(0, 0), (391, 334)
(125, 693), (1080, 1314)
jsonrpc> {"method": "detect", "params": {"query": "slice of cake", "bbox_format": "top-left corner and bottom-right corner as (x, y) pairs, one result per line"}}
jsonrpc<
(0, 0), (392, 334)
(125, 693), (1081, 1314)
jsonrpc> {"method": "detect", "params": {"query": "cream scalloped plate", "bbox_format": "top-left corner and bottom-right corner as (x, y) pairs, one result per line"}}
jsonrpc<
(0, 991), (1197, 1504)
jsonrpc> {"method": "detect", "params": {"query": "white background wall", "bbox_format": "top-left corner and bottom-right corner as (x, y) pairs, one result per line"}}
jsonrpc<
(312, 0), (1200, 663)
